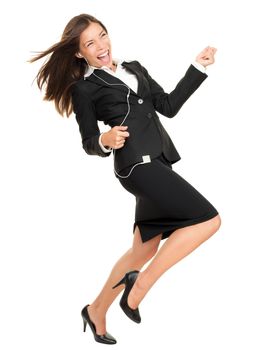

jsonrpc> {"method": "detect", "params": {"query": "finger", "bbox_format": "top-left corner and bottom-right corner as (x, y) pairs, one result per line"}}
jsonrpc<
(119, 131), (130, 137)
(115, 140), (124, 148)
(117, 140), (125, 148)
(116, 125), (128, 131)
(116, 135), (123, 141)
(210, 47), (217, 54)
(197, 47), (208, 55)
(116, 136), (127, 144)
(200, 55), (210, 61)
(199, 47), (209, 55)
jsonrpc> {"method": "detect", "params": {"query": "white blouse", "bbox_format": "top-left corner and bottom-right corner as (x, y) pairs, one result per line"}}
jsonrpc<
(84, 59), (207, 153)
(84, 58), (139, 94)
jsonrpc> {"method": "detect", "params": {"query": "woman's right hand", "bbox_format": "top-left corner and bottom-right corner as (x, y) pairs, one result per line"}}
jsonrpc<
(101, 126), (130, 149)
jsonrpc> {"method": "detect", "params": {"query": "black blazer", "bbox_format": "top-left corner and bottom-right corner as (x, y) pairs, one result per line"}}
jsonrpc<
(71, 60), (208, 174)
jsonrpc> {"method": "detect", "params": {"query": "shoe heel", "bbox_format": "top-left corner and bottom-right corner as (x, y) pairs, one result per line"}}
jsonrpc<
(82, 317), (87, 332)
(112, 275), (126, 289)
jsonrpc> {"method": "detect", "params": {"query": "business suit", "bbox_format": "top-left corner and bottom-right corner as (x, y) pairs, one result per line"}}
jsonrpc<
(71, 61), (219, 242)
(72, 61), (208, 174)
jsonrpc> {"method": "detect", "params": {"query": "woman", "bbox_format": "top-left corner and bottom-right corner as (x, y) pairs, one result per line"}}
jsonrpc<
(30, 13), (221, 345)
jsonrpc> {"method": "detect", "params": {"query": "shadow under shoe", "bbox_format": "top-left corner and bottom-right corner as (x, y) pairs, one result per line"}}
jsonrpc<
(112, 270), (141, 323)
(81, 304), (117, 345)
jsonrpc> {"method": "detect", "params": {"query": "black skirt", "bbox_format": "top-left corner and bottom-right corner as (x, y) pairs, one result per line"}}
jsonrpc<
(116, 152), (219, 243)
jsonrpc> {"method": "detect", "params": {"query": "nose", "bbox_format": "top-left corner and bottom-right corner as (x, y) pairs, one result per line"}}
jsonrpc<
(97, 47), (107, 53)
(96, 40), (105, 51)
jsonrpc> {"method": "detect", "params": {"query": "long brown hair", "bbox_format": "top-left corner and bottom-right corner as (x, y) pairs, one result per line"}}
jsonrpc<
(29, 14), (108, 117)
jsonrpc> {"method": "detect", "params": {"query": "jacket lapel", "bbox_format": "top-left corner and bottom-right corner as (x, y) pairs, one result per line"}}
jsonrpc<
(85, 61), (145, 98)
(122, 61), (145, 97)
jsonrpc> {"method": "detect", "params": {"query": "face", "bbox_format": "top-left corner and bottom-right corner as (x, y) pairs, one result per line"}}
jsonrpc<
(77, 22), (113, 68)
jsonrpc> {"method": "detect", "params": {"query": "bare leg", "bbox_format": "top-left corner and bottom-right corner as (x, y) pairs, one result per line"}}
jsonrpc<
(127, 214), (221, 309)
(87, 226), (162, 335)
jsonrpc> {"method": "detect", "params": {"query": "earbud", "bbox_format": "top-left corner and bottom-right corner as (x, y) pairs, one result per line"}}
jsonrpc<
(76, 53), (89, 65)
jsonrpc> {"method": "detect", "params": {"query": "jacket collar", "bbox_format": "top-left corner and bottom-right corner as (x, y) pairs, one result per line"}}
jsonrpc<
(83, 58), (124, 78)
(83, 60), (145, 98)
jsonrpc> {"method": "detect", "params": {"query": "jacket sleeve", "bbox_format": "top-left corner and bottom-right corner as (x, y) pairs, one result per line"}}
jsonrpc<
(71, 83), (112, 157)
(141, 63), (208, 118)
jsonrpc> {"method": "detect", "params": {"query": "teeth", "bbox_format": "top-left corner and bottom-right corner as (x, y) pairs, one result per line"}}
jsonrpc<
(98, 51), (108, 58)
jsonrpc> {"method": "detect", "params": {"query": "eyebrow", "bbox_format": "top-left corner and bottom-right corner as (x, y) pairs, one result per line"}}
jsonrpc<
(84, 30), (105, 45)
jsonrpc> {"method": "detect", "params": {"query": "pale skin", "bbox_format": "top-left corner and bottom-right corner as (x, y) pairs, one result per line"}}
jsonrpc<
(76, 22), (221, 335)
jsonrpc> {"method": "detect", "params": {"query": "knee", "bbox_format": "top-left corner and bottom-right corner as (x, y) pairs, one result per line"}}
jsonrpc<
(144, 245), (159, 261)
(130, 245), (158, 265)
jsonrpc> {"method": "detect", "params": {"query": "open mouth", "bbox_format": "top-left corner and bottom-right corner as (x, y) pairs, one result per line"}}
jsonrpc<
(97, 50), (110, 63)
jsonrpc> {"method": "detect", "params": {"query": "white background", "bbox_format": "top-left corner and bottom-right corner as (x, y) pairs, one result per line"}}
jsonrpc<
(1, 0), (263, 349)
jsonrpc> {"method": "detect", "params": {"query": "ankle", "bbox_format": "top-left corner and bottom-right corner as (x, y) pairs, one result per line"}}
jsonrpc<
(89, 302), (107, 318)
(135, 270), (154, 291)
(127, 271), (150, 309)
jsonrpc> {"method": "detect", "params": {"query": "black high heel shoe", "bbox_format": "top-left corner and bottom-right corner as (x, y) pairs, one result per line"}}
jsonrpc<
(112, 270), (141, 323)
(81, 304), (117, 345)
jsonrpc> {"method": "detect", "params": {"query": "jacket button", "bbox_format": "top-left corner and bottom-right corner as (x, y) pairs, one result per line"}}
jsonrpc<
(147, 112), (152, 118)
(138, 98), (144, 104)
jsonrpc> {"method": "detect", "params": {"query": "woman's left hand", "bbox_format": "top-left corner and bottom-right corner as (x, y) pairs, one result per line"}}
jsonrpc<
(195, 46), (217, 67)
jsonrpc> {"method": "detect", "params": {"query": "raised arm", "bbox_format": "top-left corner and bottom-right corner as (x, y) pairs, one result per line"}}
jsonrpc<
(141, 46), (217, 118)
(141, 63), (208, 118)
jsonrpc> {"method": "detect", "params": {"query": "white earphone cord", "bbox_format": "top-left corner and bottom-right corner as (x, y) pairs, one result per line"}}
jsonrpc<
(91, 71), (151, 179)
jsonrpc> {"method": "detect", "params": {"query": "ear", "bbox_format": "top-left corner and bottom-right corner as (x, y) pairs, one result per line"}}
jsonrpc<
(75, 52), (83, 58)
